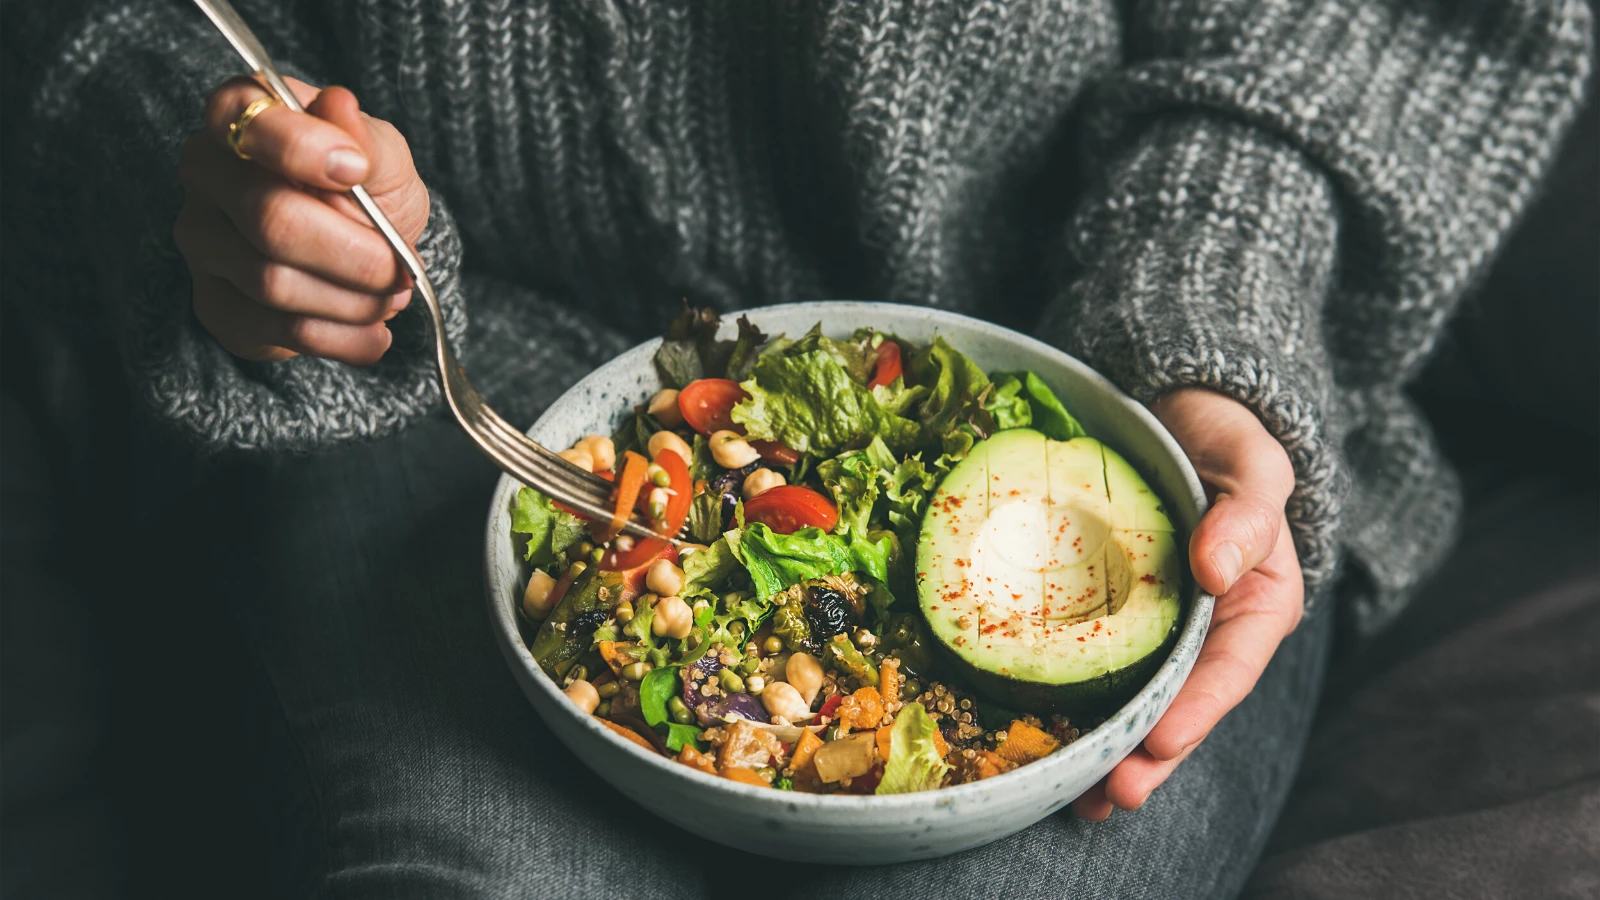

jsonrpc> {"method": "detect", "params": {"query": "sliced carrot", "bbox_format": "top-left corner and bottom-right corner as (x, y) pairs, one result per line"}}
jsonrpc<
(789, 729), (825, 777)
(598, 717), (657, 753)
(996, 719), (1060, 764)
(718, 766), (771, 787)
(597, 451), (648, 543)
(676, 744), (717, 776)
(879, 657), (902, 707)
(598, 641), (632, 677)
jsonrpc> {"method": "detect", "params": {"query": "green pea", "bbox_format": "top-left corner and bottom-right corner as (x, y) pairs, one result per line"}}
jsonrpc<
(667, 696), (694, 725)
(622, 661), (653, 682)
(901, 679), (922, 698)
(614, 601), (635, 624)
(595, 700), (611, 717)
(756, 766), (777, 783)
(763, 635), (784, 656)
(588, 546), (606, 565)
(718, 668), (745, 693)
(596, 680), (621, 699)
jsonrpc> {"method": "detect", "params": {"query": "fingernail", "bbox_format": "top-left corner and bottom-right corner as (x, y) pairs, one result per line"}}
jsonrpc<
(1212, 542), (1243, 590)
(326, 149), (368, 185)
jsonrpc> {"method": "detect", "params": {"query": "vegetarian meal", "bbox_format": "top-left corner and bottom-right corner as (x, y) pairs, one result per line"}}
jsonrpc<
(512, 308), (1180, 794)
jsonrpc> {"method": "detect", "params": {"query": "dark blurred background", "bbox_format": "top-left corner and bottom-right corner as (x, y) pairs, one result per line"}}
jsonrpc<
(2, 21), (1596, 900)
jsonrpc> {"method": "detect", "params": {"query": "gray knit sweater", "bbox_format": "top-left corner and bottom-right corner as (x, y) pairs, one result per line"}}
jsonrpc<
(4, 1), (1591, 633)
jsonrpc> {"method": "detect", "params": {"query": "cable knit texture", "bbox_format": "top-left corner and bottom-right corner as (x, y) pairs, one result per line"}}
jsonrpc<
(2, 0), (1589, 633)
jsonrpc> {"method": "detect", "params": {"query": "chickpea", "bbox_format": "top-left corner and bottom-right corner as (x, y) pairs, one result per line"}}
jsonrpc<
(742, 468), (786, 500)
(557, 447), (595, 472)
(761, 681), (810, 722)
(783, 652), (824, 706)
(522, 569), (559, 620)
(746, 674), (767, 695)
(564, 679), (600, 715)
(651, 595), (693, 640)
(574, 434), (616, 472)
(646, 559), (685, 597)
(647, 389), (685, 428)
(709, 430), (761, 469)
(647, 430), (693, 465)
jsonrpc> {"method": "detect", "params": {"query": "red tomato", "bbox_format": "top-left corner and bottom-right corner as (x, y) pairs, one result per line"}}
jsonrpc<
(677, 379), (747, 435)
(843, 762), (885, 794)
(818, 694), (844, 720)
(867, 340), (903, 389)
(742, 485), (839, 534)
(599, 538), (677, 600)
(678, 378), (803, 462)
(651, 445), (693, 537)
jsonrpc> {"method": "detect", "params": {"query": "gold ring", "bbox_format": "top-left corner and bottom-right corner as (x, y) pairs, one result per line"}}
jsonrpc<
(227, 95), (277, 160)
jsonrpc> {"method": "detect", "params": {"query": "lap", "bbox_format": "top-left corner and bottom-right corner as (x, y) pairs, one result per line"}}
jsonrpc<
(189, 404), (1332, 900)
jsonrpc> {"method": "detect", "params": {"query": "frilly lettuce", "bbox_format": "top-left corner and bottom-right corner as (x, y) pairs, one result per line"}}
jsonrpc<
(731, 348), (919, 457)
(876, 702), (952, 794)
(737, 524), (894, 600)
(510, 487), (587, 567)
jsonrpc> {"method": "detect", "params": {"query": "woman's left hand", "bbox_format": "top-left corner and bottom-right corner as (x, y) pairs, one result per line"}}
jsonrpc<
(1071, 388), (1305, 820)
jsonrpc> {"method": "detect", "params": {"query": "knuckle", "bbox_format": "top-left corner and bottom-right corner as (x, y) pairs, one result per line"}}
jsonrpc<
(255, 262), (296, 308)
(283, 314), (319, 352)
(203, 77), (255, 132)
(252, 188), (302, 252)
(344, 238), (395, 290)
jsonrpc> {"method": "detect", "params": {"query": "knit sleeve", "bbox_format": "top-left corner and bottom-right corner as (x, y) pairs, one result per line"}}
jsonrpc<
(1040, 0), (1592, 596)
(1, 0), (469, 454)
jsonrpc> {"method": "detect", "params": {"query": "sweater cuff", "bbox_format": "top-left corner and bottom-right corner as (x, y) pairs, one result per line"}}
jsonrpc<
(139, 191), (470, 454)
(1040, 114), (1348, 593)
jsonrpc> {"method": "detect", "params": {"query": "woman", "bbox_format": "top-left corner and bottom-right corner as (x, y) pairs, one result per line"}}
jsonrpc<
(3, 0), (1590, 896)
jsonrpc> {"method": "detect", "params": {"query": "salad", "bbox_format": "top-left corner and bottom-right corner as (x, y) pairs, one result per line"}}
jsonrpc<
(513, 307), (1181, 794)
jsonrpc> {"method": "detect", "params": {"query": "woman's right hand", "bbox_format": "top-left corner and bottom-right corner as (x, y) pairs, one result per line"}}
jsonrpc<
(174, 77), (429, 365)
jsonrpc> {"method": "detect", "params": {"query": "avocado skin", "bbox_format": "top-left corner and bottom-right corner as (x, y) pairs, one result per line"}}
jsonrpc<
(935, 617), (1179, 716)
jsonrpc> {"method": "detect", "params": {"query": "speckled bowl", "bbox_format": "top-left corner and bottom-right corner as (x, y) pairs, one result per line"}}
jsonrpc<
(484, 302), (1212, 864)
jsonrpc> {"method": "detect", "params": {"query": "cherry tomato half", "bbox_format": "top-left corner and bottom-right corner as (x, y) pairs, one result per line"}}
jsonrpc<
(867, 340), (903, 389)
(742, 485), (839, 535)
(677, 378), (747, 435)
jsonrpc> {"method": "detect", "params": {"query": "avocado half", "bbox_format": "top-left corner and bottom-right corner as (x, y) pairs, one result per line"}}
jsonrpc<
(915, 429), (1182, 715)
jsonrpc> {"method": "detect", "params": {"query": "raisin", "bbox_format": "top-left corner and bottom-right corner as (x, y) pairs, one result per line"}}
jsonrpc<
(804, 586), (858, 646)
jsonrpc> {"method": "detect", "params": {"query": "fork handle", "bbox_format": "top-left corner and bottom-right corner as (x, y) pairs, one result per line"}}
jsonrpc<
(188, 0), (452, 375)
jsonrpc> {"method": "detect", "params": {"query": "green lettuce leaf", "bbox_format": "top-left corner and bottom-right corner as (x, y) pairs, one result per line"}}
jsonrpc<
(683, 535), (741, 594)
(686, 491), (724, 544)
(510, 487), (587, 566)
(739, 524), (854, 599)
(876, 702), (952, 795)
(653, 306), (770, 386)
(665, 723), (703, 752)
(639, 665), (681, 727)
(907, 337), (991, 437)
(991, 371), (1086, 441)
(730, 349), (920, 457)
(983, 374), (1034, 431)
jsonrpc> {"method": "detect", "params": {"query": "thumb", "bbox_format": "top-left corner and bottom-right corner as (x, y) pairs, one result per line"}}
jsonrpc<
(304, 86), (428, 244)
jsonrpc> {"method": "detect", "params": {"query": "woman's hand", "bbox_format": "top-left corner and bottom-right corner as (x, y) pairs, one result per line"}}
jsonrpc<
(174, 77), (429, 365)
(1072, 388), (1305, 820)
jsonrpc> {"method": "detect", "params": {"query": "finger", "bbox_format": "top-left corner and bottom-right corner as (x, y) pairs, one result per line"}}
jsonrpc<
(1187, 448), (1294, 597)
(1143, 525), (1302, 761)
(1102, 740), (1202, 811)
(174, 203), (410, 325)
(184, 156), (408, 294)
(192, 273), (393, 365)
(203, 77), (371, 191)
(1070, 780), (1114, 821)
(304, 89), (431, 242)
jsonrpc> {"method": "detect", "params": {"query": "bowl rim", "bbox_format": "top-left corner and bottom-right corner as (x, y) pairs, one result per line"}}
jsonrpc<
(483, 300), (1214, 808)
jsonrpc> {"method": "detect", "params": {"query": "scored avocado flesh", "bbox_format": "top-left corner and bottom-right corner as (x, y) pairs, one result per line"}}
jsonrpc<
(915, 428), (1181, 713)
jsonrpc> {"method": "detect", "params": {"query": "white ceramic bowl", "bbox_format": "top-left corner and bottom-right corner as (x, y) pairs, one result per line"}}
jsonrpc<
(483, 301), (1213, 864)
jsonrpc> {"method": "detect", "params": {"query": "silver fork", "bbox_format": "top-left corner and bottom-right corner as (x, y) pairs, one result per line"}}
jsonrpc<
(192, 0), (674, 541)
